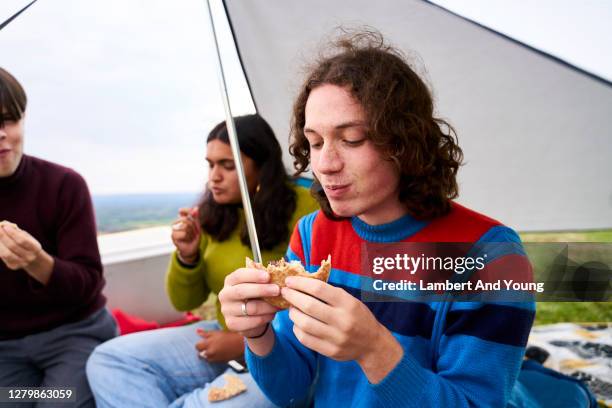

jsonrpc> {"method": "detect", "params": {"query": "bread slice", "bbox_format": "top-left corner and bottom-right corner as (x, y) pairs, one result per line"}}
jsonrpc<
(246, 255), (331, 309)
(207, 374), (247, 402)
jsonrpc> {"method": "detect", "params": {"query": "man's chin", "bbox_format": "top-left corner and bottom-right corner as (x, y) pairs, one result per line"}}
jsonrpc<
(329, 203), (356, 218)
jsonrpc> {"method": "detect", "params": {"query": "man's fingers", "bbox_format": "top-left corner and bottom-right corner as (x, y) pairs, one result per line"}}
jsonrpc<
(281, 286), (334, 324)
(224, 268), (270, 287)
(225, 314), (276, 332)
(284, 276), (340, 306)
(288, 306), (337, 340)
(292, 325), (337, 357)
(230, 283), (280, 301)
(221, 299), (279, 317)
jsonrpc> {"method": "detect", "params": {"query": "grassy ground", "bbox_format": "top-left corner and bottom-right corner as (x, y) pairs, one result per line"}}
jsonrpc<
(519, 229), (612, 325)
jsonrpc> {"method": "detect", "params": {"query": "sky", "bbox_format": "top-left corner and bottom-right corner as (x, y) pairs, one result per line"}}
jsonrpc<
(1, 0), (610, 195)
(433, 0), (612, 81)
(0, 0), (254, 195)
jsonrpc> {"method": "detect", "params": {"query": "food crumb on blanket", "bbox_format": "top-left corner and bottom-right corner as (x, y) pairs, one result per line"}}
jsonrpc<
(208, 374), (247, 402)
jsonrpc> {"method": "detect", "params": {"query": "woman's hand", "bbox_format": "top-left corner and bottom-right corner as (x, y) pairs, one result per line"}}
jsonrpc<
(195, 329), (244, 363)
(281, 276), (404, 383)
(171, 207), (200, 264)
(218, 267), (280, 339)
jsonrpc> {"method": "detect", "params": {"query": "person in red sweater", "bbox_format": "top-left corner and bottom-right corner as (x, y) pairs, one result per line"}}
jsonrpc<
(0, 67), (116, 407)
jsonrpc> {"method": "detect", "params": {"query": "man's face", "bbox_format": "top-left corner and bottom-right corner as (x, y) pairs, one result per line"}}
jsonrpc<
(304, 84), (405, 225)
(0, 115), (24, 178)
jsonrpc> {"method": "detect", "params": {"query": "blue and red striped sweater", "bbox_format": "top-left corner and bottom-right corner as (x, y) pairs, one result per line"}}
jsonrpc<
(246, 203), (535, 407)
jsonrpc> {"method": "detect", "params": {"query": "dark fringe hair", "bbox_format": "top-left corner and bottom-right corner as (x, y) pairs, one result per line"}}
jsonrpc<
(0, 67), (27, 127)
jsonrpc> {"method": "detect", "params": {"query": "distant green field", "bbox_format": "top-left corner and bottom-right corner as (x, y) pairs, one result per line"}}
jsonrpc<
(519, 229), (612, 325)
(520, 229), (612, 243)
(93, 193), (199, 234)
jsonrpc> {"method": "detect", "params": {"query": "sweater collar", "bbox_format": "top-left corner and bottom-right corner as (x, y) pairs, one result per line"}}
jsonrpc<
(0, 154), (28, 189)
(350, 213), (428, 243)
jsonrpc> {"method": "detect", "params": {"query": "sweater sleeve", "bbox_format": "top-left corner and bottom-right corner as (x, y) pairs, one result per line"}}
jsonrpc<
(369, 226), (535, 407)
(29, 170), (104, 304)
(165, 233), (211, 311)
(368, 303), (534, 407)
(245, 220), (318, 406)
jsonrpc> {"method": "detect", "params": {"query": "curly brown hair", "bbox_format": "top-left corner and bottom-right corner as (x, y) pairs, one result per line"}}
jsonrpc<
(289, 30), (463, 220)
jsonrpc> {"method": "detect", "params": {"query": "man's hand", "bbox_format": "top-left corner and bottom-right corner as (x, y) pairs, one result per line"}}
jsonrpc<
(0, 222), (54, 284)
(282, 276), (404, 384)
(218, 267), (281, 356)
(195, 329), (245, 363)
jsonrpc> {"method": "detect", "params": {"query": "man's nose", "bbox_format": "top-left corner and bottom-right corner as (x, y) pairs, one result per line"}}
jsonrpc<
(316, 143), (343, 174)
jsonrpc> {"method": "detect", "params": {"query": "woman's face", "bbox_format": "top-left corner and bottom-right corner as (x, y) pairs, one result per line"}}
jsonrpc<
(0, 115), (24, 178)
(304, 84), (406, 225)
(206, 139), (259, 205)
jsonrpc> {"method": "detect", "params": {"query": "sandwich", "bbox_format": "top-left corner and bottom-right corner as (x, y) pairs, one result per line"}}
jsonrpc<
(246, 255), (331, 309)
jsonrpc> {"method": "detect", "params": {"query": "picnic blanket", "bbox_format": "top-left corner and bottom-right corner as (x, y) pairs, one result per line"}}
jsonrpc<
(527, 323), (612, 406)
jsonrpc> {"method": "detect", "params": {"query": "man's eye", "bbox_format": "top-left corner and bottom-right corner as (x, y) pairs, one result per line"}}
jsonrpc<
(343, 139), (366, 146)
(309, 141), (323, 149)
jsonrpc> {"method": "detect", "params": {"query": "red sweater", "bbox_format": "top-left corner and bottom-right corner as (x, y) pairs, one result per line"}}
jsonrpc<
(0, 155), (105, 339)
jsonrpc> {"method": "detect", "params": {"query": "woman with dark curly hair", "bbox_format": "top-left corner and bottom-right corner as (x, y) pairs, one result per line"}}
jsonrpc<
(86, 114), (318, 407)
(219, 32), (535, 407)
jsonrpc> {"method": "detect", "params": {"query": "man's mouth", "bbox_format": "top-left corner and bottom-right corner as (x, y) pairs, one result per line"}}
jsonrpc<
(323, 183), (350, 198)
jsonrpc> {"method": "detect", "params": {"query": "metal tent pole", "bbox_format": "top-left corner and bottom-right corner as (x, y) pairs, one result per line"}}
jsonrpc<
(204, 0), (262, 263)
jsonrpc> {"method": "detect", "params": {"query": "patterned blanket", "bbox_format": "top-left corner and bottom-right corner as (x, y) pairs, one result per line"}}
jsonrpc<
(527, 323), (612, 406)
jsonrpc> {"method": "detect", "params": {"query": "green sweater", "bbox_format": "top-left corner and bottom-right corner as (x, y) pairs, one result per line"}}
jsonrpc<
(166, 185), (318, 329)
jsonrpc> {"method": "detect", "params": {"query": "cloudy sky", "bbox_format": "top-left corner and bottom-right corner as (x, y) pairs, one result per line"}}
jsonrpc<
(1, 0), (254, 195)
(1, 0), (609, 195)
